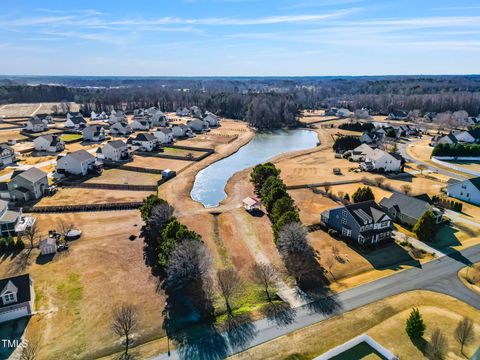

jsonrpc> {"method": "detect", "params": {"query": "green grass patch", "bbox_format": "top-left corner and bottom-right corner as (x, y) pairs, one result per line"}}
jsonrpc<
(60, 133), (83, 142)
(57, 273), (83, 315)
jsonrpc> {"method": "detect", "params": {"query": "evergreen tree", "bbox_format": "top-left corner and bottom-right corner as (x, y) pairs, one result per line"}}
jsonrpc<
(352, 186), (375, 203)
(413, 210), (438, 242)
(406, 307), (426, 339)
(250, 163), (280, 193)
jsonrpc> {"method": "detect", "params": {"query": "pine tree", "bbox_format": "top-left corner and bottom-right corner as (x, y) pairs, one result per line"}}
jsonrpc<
(406, 307), (426, 339)
(352, 186), (375, 203)
(413, 210), (438, 242)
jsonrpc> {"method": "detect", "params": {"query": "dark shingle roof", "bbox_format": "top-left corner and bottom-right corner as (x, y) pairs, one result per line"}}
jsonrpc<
(379, 193), (432, 221)
(14, 167), (47, 183)
(135, 133), (156, 142)
(106, 140), (127, 149)
(69, 116), (86, 124)
(468, 177), (480, 191)
(345, 200), (389, 225)
(67, 150), (94, 162)
(0, 274), (32, 308)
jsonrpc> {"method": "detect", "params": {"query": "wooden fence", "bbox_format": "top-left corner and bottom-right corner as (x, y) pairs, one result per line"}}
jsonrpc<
(63, 183), (158, 191)
(27, 202), (143, 213)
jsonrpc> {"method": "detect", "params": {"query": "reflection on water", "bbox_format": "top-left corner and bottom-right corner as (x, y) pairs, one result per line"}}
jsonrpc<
(191, 129), (318, 207)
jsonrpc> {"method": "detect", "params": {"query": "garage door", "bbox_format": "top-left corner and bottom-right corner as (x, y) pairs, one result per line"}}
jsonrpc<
(0, 306), (29, 323)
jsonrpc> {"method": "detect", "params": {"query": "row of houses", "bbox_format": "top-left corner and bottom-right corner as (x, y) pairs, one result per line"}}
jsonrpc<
(321, 192), (442, 245)
(360, 124), (421, 145)
(431, 128), (480, 146)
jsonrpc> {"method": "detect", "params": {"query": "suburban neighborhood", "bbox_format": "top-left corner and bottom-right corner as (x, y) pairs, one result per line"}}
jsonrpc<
(0, 1), (479, 359)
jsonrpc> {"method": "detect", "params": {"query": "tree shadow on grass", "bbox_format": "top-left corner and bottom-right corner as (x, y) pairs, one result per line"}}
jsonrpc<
(410, 336), (428, 356)
(431, 224), (474, 266)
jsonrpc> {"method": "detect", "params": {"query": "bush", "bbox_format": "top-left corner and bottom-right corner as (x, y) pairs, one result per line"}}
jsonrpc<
(406, 307), (426, 339)
(327, 229), (338, 237)
(352, 186), (375, 203)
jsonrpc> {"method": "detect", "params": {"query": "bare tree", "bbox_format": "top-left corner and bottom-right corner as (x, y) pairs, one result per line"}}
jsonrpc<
(277, 222), (309, 255)
(147, 202), (174, 237)
(165, 239), (212, 290)
(251, 262), (278, 302)
(325, 253), (336, 280)
(374, 177), (385, 187)
(400, 184), (412, 195)
(455, 317), (474, 356)
(323, 183), (331, 194)
(19, 338), (39, 360)
(426, 328), (448, 360)
(112, 304), (139, 359)
(417, 164), (428, 175)
(23, 222), (39, 249)
(57, 219), (74, 238)
(332, 244), (340, 260)
(216, 268), (243, 316)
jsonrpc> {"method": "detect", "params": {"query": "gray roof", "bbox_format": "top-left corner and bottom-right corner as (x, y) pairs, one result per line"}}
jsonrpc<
(158, 128), (172, 134)
(0, 274), (31, 308)
(345, 200), (390, 225)
(135, 133), (156, 142)
(67, 149), (95, 162)
(14, 167), (47, 183)
(69, 116), (86, 124)
(106, 140), (127, 149)
(379, 192), (432, 221)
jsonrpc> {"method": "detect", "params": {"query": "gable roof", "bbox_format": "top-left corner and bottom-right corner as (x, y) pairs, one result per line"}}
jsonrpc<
(106, 140), (127, 149)
(134, 133), (157, 142)
(67, 149), (94, 162)
(37, 134), (63, 146)
(69, 116), (86, 124)
(344, 200), (390, 225)
(0, 274), (31, 308)
(467, 128), (480, 139)
(467, 177), (480, 191)
(13, 167), (47, 183)
(379, 192), (432, 221)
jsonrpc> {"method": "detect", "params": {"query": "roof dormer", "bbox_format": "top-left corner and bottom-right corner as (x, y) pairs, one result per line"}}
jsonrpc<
(1, 280), (18, 305)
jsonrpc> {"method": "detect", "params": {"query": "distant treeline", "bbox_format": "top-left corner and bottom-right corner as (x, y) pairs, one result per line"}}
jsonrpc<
(338, 122), (374, 132)
(1, 75), (480, 128)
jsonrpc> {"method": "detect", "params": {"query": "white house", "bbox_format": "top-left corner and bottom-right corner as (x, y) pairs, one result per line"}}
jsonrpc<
(0, 274), (35, 323)
(361, 149), (402, 172)
(389, 110), (409, 120)
(149, 112), (168, 127)
(0, 145), (16, 167)
(97, 140), (130, 162)
(336, 108), (351, 118)
(351, 144), (374, 162)
(187, 119), (208, 133)
(203, 113), (220, 127)
(56, 150), (97, 176)
(447, 177), (480, 205)
(25, 118), (47, 133)
(360, 132), (378, 144)
(64, 115), (86, 129)
(33, 114), (53, 124)
(190, 106), (202, 118)
(154, 128), (174, 144)
(454, 129), (480, 143)
(171, 124), (193, 138)
(33, 135), (65, 153)
(130, 119), (151, 131)
(66, 112), (81, 120)
(110, 122), (132, 136)
(91, 111), (108, 120)
(176, 107), (190, 117)
(108, 110), (126, 124)
(82, 125), (106, 142)
(128, 133), (158, 152)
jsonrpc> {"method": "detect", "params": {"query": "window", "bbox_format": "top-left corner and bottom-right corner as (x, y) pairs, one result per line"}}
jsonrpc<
(2, 292), (16, 304)
(341, 217), (347, 225)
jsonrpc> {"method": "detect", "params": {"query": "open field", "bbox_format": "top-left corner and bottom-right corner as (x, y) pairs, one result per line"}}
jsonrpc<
(230, 291), (480, 360)
(444, 160), (480, 173)
(162, 146), (205, 158)
(85, 168), (160, 185)
(36, 188), (153, 206)
(129, 155), (193, 172)
(0, 103), (41, 117)
(0, 130), (28, 143)
(0, 211), (166, 360)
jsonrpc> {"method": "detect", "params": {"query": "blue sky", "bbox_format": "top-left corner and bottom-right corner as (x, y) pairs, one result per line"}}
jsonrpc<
(0, 0), (479, 76)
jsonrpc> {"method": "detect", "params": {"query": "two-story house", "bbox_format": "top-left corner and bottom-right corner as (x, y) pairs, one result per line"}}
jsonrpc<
(0, 200), (35, 237)
(56, 150), (99, 176)
(379, 192), (443, 226)
(361, 149), (402, 172)
(97, 140), (131, 162)
(127, 133), (158, 152)
(0, 145), (16, 168)
(154, 128), (174, 144)
(82, 125), (106, 142)
(64, 115), (87, 129)
(321, 200), (393, 245)
(447, 177), (480, 205)
(109, 122), (132, 136)
(171, 124), (193, 138)
(203, 113), (220, 127)
(130, 118), (151, 131)
(25, 118), (47, 133)
(3, 167), (49, 203)
(0, 274), (35, 323)
(33, 134), (65, 153)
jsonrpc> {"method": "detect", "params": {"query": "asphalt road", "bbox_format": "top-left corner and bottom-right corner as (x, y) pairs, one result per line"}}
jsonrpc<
(153, 244), (480, 360)
(398, 139), (467, 180)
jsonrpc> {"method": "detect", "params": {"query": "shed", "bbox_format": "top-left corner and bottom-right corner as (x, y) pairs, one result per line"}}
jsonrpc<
(243, 197), (260, 212)
(39, 237), (57, 255)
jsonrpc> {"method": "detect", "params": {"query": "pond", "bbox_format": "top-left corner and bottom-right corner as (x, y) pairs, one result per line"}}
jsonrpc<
(191, 129), (318, 208)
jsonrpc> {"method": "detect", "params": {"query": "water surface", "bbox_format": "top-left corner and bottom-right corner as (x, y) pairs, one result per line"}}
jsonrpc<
(191, 129), (318, 207)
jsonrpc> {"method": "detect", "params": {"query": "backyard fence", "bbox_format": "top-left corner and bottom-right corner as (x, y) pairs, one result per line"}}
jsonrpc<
(26, 202), (143, 213)
(62, 183), (158, 191)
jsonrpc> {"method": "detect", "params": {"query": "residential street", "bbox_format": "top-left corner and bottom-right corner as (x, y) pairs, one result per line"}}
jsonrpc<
(152, 244), (480, 360)
(398, 139), (467, 181)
